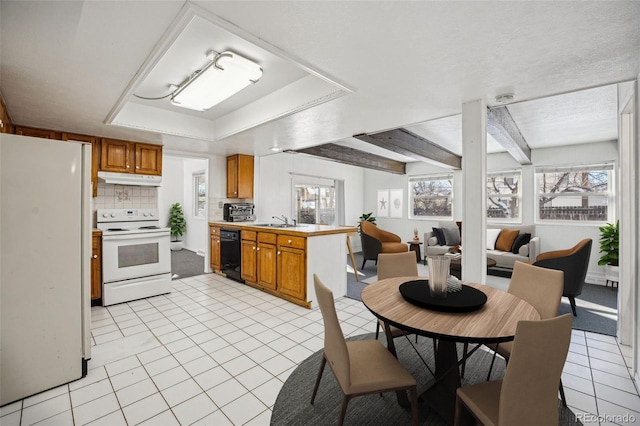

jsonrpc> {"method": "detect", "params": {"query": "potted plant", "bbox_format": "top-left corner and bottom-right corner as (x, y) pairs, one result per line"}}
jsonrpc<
(357, 212), (376, 233)
(169, 202), (186, 251)
(598, 220), (619, 283)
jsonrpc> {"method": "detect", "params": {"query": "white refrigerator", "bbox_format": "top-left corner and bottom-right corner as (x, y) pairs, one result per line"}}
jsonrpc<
(0, 133), (91, 406)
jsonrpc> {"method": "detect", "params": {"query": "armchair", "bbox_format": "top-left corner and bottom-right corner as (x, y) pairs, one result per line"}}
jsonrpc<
(533, 238), (592, 316)
(359, 221), (408, 269)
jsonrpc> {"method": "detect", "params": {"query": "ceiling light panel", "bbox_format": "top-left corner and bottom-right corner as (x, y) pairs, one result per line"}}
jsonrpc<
(171, 51), (263, 111)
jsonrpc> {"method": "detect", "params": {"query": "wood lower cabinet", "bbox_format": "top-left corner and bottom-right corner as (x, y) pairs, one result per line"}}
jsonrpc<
(256, 233), (277, 290)
(277, 235), (306, 300)
(210, 226), (221, 271)
(91, 233), (102, 303)
(241, 231), (257, 283)
(100, 138), (162, 176)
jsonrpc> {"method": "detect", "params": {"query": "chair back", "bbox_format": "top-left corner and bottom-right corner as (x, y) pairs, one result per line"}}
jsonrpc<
(377, 252), (418, 280)
(360, 221), (383, 261)
(499, 314), (572, 425)
(313, 274), (351, 390)
(508, 262), (564, 319)
(534, 239), (592, 297)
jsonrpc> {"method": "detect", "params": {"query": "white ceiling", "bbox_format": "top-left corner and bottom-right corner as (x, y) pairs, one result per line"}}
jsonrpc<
(1, 1), (638, 164)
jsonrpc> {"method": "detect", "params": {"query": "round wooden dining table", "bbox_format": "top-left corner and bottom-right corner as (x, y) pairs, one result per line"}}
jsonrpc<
(361, 277), (540, 424)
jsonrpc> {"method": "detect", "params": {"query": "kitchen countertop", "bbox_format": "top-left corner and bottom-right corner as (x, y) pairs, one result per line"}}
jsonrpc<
(208, 222), (357, 237)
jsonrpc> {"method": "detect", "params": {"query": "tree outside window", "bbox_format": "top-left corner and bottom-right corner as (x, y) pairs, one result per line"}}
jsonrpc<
(487, 170), (521, 221)
(193, 172), (206, 218)
(535, 164), (613, 222)
(409, 175), (453, 219)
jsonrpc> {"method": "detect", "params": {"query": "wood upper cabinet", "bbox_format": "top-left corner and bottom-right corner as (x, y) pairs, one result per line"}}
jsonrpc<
(210, 226), (221, 271)
(226, 154), (254, 199)
(91, 233), (102, 302)
(100, 138), (162, 176)
(62, 133), (99, 197)
(277, 235), (306, 300)
(14, 126), (59, 139)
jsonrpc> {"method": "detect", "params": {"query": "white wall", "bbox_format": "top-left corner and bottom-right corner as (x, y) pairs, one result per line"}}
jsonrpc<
(255, 153), (365, 250)
(362, 141), (618, 284)
(158, 156), (184, 229)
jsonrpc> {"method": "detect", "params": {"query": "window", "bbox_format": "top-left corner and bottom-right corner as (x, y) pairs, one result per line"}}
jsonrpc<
(193, 172), (206, 218)
(535, 163), (613, 222)
(294, 183), (336, 225)
(409, 174), (453, 219)
(487, 170), (521, 221)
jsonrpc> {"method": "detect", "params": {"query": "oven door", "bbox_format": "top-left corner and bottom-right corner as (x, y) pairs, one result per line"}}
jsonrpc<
(102, 232), (171, 283)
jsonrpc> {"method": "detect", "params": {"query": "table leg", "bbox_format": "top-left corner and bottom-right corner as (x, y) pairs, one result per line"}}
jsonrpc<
(346, 235), (359, 282)
(422, 339), (461, 425)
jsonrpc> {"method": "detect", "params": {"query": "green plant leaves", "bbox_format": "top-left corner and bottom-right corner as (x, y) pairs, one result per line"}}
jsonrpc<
(169, 202), (186, 239)
(598, 220), (619, 266)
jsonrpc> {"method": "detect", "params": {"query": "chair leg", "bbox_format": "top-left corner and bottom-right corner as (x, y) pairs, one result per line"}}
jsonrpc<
(375, 321), (380, 339)
(338, 395), (352, 426)
(361, 259), (367, 270)
(454, 394), (475, 426)
(409, 386), (419, 426)
(569, 296), (578, 316)
(460, 342), (468, 379)
(487, 345), (499, 381)
(310, 355), (327, 404)
(559, 379), (567, 407)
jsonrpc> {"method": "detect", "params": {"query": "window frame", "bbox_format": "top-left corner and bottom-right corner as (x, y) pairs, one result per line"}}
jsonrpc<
(408, 173), (454, 220)
(534, 163), (614, 225)
(193, 171), (206, 218)
(487, 169), (522, 223)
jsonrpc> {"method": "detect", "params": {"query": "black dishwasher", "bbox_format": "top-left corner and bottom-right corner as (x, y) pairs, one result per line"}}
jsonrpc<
(220, 228), (243, 283)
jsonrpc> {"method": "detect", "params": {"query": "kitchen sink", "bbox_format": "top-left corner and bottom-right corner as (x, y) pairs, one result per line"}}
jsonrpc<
(252, 223), (301, 228)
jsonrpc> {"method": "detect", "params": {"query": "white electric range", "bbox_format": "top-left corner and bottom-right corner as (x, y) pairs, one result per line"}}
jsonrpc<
(97, 208), (172, 306)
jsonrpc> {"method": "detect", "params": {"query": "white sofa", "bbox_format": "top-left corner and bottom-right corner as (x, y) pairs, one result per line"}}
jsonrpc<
(424, 222), (540, 269)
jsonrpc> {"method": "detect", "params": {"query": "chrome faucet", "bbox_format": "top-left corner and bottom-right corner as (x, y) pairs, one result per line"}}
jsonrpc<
(272, 215), (288, 225)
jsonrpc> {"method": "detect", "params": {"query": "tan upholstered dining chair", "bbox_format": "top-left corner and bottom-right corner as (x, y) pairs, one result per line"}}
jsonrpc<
(454, 314), (573, 426)
(311, 274), (419, 426)
(484, 261), (567, 405)
(374, 252), (419, 340)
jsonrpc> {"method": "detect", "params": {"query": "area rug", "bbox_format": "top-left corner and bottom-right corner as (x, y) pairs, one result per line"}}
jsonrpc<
(171, 249), (205, 280)
(271, 333), (582, 425)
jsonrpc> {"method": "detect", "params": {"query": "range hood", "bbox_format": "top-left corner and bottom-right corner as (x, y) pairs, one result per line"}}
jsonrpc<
(97, 171), (162, 187)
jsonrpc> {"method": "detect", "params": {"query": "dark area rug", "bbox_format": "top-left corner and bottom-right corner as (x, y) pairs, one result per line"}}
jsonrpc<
(272, 333), (582, 425)
(346, 252), (618, 336)
(171, 249), (205, 280)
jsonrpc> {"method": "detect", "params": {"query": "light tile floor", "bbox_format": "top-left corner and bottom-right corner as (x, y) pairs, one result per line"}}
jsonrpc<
(1, 273), (638, 425)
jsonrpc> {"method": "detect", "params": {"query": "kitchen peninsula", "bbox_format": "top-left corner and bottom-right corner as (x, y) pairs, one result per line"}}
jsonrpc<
(209, 222), (357, 308)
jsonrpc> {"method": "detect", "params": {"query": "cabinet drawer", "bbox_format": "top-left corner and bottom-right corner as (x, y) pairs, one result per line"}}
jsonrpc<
(210, 227), (220, 236)
(242, 230), (257, 241)
(278, 235), (306, 249)
(258, 232), (277, 245)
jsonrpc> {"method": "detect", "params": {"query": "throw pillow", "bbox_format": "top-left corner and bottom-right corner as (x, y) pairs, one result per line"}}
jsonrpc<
(432, 228), (446, 245)
(427, 236), (438, 246)
(443, 227), (461, 246)
(495, 229), (520, 252)
(486, 228), (502, 250)
(511, 233), (531, 254)
(518, 245), (529, 257)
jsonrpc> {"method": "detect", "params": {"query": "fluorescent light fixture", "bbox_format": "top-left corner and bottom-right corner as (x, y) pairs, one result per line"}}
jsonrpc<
(171, 51), (262, 111)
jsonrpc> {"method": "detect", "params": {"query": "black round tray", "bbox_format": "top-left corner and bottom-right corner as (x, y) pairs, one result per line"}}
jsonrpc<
(399, 280), (487, 312)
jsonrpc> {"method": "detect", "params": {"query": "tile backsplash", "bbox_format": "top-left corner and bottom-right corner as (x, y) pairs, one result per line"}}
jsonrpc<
(93, 183), (158, 211)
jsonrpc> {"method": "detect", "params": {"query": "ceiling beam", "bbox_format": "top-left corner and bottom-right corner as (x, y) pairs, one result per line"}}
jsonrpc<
(487, 106), (532, 164)
(291, 143), (406, 174)
(354, 128), (462, 169)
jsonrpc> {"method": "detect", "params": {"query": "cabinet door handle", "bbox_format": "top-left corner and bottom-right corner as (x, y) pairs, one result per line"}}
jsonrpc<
(288, 239), (292, 244)
(126, 164), (130, 168)
(136, 165), (140, 169)
(257, 247), (260, 251)
(277, 251), (281, 255)
(252, 246), (256, 250)
(92, 254), (98, 259)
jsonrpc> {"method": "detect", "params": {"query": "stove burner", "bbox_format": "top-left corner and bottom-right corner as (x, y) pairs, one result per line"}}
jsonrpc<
(139, 226), (161, 230)
(107, 228), (128, 232)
